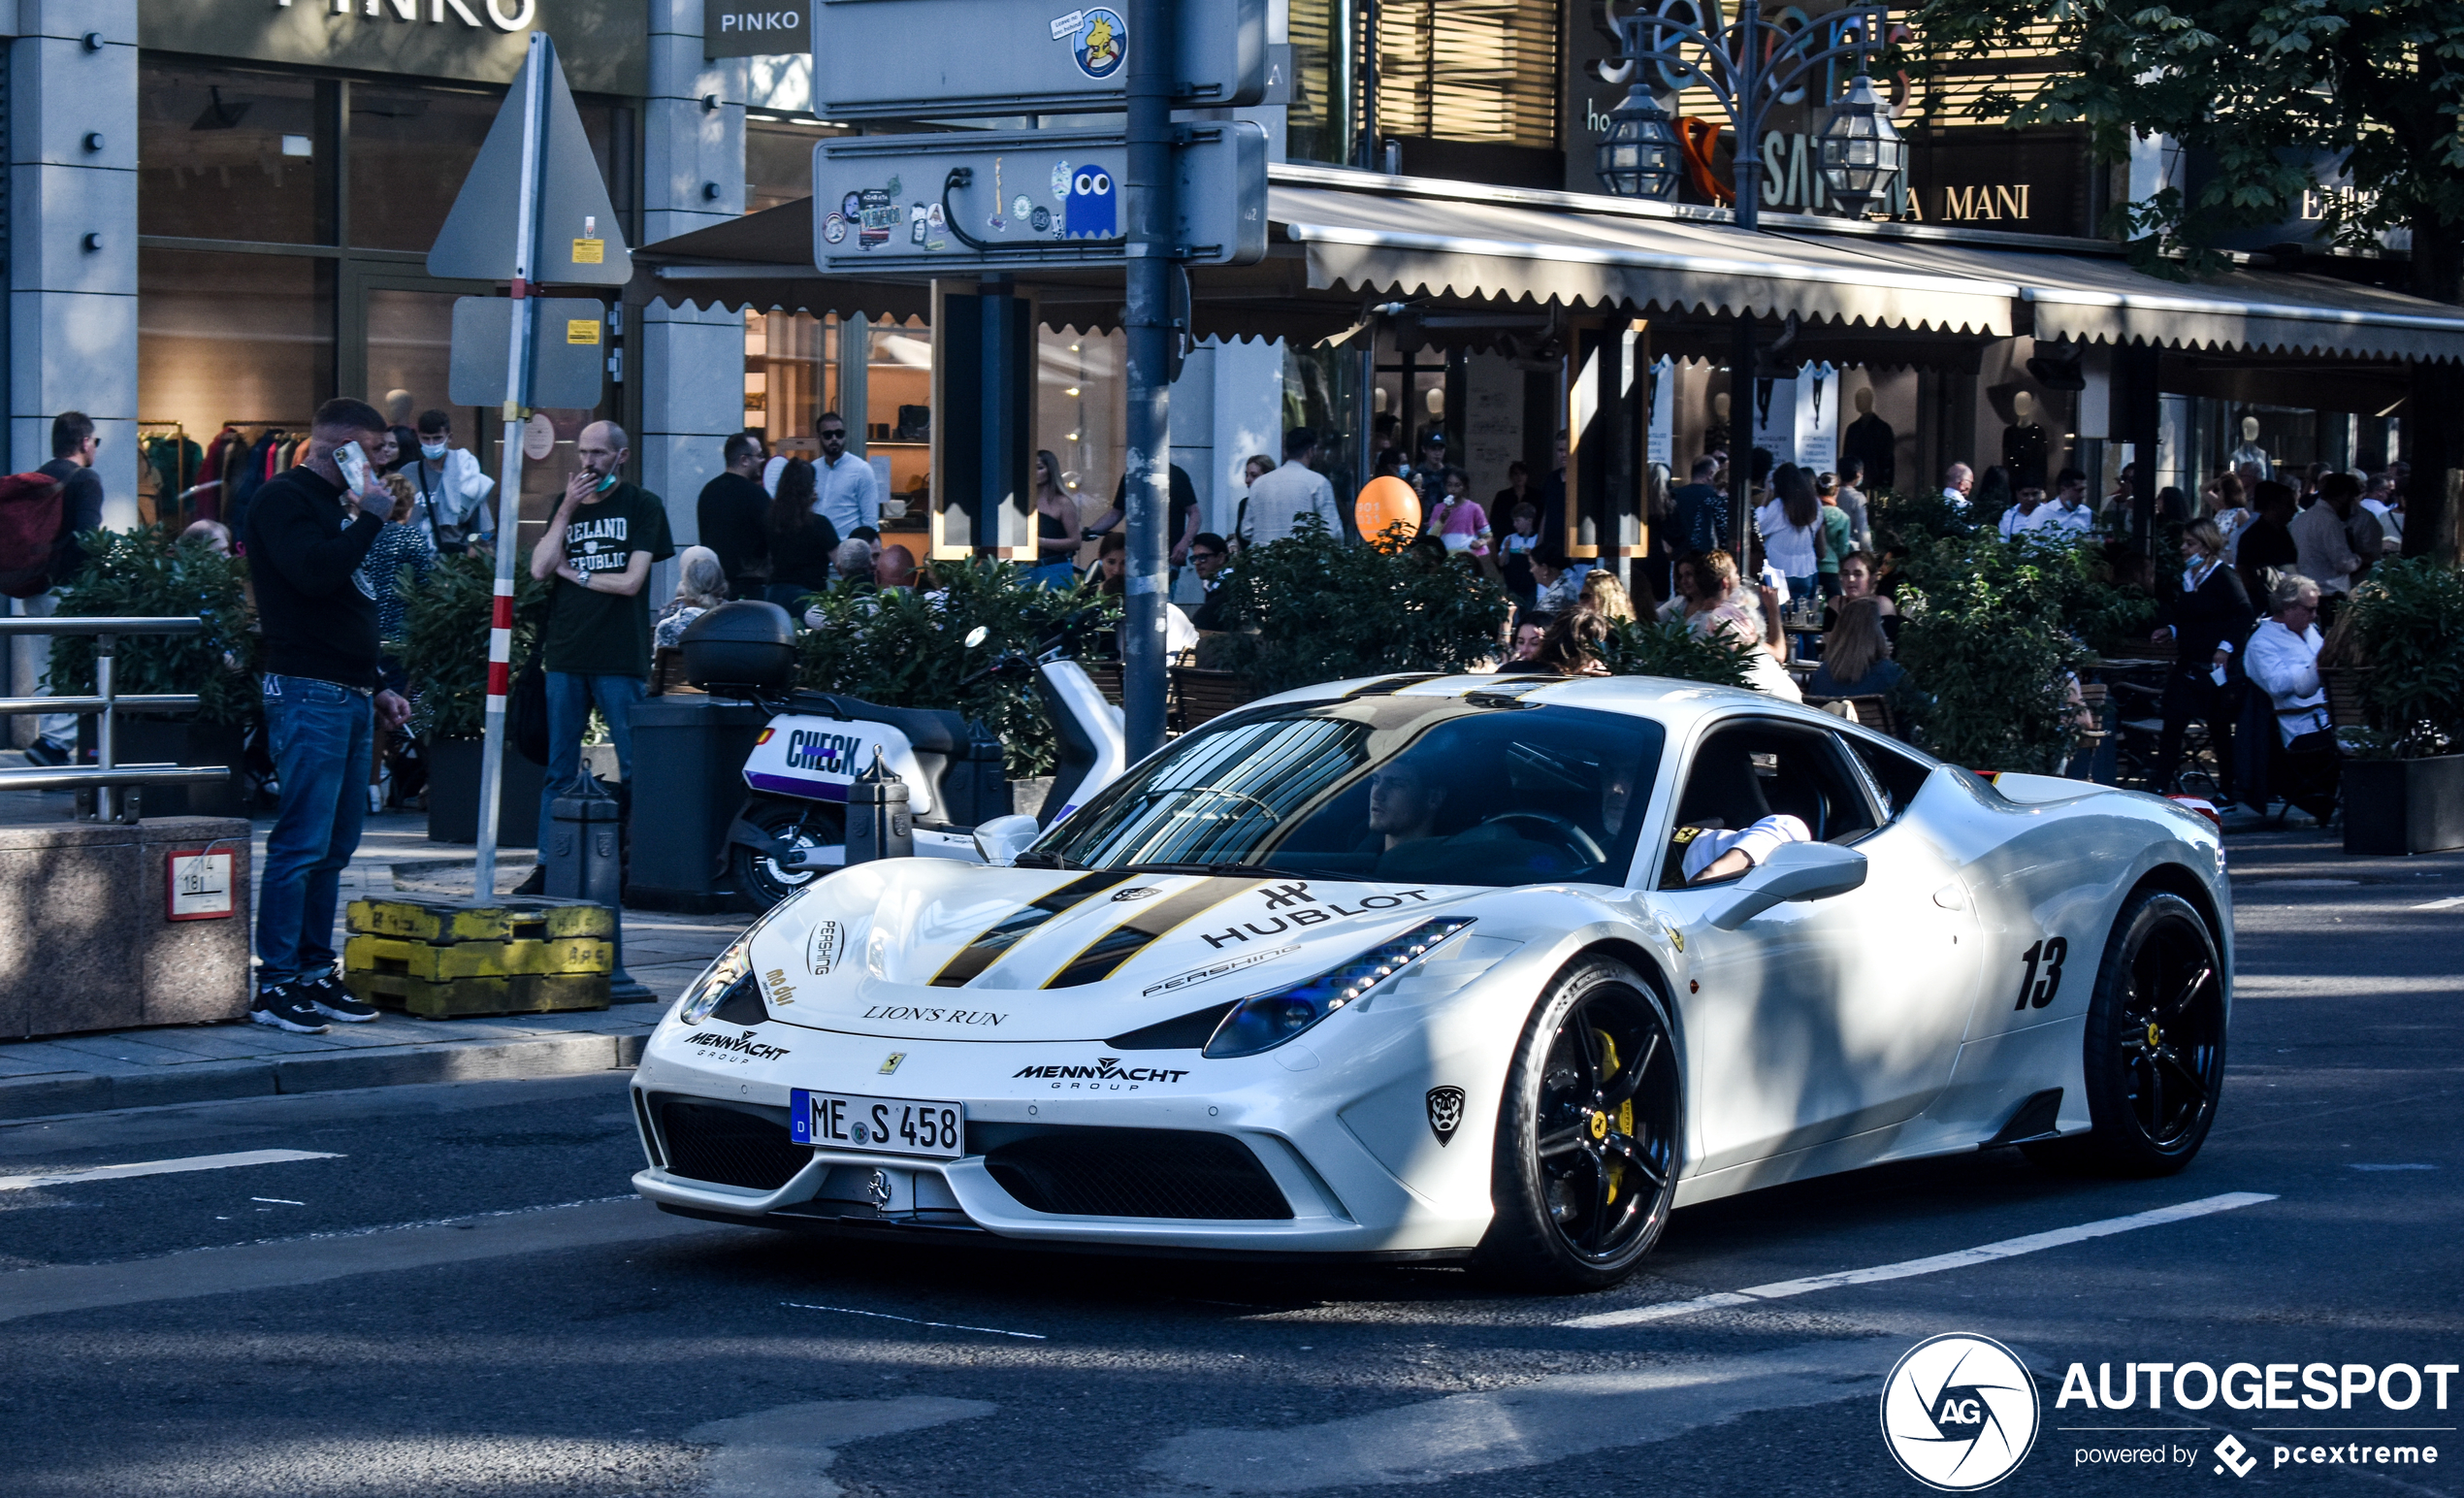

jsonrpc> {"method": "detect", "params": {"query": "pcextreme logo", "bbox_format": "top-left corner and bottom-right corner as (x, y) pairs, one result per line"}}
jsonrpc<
(1880, 1333), (2041, 1490)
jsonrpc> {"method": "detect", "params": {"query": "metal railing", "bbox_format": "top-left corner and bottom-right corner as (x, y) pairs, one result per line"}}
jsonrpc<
(0, 616), (231, 822)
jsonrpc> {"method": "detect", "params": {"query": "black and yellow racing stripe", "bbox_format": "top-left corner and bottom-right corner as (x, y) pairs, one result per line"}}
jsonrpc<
(1043, 876), (1259, 990)
(927, 869), (1141, 988)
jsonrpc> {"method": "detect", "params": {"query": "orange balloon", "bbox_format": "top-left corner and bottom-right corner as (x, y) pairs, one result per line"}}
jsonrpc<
(1354, 475), (1422, 542)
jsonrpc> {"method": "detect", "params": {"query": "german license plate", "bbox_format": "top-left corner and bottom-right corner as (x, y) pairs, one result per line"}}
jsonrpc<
(792, 1089), (965, 1160)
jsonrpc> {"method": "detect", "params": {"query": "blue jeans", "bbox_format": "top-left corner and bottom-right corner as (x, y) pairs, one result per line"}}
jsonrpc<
(1028, 560), (1077, 589)
(256, 674), (373, 984)
(537, 671), (643, 850)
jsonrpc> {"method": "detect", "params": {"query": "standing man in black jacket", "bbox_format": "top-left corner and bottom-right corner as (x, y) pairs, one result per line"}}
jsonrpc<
(696, 430), (768, 602)
(2150, 517), (2257, 810)
(18, 412), (109, 766)
(243, 398), (411, 1033)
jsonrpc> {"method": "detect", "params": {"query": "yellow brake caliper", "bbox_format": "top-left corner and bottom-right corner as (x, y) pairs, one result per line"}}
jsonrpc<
(1592, 1028), (1630, 1205)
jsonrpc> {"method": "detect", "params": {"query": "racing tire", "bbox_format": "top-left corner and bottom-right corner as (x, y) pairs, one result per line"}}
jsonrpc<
(729, 801), (846, 913)
(1475, 957), (1681, 1292)
(2024, 891), (2226, 1178)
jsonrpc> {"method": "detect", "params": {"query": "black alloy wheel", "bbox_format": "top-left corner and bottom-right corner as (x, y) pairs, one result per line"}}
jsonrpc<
(2027, 890), (2227, 1176)
(1478, 958), (1682, 1291)
(729, 802), (845, 912)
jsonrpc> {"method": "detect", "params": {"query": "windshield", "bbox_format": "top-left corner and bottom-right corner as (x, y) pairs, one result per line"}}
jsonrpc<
(1037, 700), (1666, 888)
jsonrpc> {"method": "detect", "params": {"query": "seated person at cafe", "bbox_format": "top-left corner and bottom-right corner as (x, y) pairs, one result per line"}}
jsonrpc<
(1804, 597), (1906, 700)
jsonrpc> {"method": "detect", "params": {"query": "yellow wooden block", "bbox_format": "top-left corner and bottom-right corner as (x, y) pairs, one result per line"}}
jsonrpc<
(345, 932), (613, 982)
(344, 968), (611, 1020)
(347, 896), (615, 942)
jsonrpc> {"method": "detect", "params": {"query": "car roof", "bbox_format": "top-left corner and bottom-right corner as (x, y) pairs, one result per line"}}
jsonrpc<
(1243, 671), (1847, 738)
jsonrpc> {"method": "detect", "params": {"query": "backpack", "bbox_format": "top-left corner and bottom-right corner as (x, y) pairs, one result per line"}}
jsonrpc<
(0, 472), (66, 598)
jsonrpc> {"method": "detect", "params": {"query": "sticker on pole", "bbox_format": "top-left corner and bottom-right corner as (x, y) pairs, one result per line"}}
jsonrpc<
(1055, 8), (1127, 80)
(166, 847), (236, 921)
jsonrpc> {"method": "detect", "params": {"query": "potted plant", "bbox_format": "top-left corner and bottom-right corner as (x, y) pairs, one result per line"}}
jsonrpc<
(48, 526), (260, 817)
(2332, 558), (2464, 855)
(1891, 532), (2088, 774)
(399, 549), (551, 845)
(1205, 516), (1513, 694)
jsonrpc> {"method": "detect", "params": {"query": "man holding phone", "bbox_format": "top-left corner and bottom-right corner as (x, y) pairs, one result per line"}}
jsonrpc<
(243, 397), (413, 1033)
(523, 421), (672, 883)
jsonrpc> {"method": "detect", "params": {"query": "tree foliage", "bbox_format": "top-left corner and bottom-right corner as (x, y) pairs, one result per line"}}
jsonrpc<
(1206, 517), (1513, 693)
(1595, 616), (1764, 689)
(2338, 555), (2464, 756)
(1904, 0), (2464, 297)
(794, 562), (1113, 778)
(48, 527), (260, 726)
(398, 548), (550, 741)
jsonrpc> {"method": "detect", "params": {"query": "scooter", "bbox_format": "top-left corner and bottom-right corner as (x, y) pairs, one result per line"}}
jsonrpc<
(679, 602), (1127, 911)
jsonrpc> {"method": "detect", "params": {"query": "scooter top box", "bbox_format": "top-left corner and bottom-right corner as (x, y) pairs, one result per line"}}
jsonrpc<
(345, 895), (616, 944)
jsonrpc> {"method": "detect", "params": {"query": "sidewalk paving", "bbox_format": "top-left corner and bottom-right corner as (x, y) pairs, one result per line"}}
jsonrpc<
(0, 786), (748, 1123)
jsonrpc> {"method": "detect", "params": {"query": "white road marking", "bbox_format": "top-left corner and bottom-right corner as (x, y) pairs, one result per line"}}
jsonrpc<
(1562, 1191), (2277, 1329)
(0, 1149), (340, 1193)
(784, 1300), (1047, 1340)
(2351, 1163), (2438, 1171)
(2411, 895), (2464, 911)
(1139, 1339), (1888, 1493)
(249, 1197), (307, 1205)
(688, 1397), (994, 1498)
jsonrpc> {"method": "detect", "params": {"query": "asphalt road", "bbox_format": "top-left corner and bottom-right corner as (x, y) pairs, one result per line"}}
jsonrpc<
(1, 828), (2457, 1497)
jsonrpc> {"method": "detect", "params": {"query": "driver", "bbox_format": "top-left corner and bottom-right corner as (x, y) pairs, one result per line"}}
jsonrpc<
(1683, 814), (1810, 883)
(1365, 760), (1566, 882)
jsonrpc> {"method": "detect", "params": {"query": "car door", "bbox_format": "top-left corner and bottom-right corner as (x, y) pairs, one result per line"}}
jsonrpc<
(1651, 718), (1980, 1174)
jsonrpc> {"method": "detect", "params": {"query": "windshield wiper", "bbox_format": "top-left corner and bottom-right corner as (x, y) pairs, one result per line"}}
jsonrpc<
(1012, 851), (1089, 870)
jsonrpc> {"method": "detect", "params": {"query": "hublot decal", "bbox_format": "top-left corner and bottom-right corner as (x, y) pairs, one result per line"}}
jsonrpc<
(1198, 889), (1430, 948)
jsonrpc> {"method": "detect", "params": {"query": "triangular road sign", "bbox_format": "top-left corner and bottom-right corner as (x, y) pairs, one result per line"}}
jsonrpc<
(428, 37), (631, 286)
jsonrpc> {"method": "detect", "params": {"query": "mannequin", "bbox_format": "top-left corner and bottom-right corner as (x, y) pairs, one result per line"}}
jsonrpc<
(1705, 390), (1732, 459)
(1841, 384), (1895, 491)
(2226, 415), (2273, 480)
(2001, 389), (2048, 491)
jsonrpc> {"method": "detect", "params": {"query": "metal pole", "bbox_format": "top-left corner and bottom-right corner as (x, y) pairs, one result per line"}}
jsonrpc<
(1727, 0), (1765, 557)
(1119, 0), (1174, 763)
(94, 635), (115, 823)
(474, 34), (552, 900)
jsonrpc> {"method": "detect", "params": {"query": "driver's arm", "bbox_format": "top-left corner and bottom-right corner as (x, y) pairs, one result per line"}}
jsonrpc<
(1684, 814), (1812, 884)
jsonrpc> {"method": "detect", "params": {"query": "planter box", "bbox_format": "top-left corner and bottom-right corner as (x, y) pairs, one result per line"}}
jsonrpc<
(426, 737), (547, 848)
(75, 715), (249, 819)
(2344, 754), (2464, 856)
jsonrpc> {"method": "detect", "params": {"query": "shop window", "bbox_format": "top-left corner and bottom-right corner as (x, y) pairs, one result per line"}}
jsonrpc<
(346, 85), (502, 253)
(745, 310), (842, 450)
(138, 247), (336, 483)
(747, 118), (845, 214)
(1037, 327), (1126, 555)
(140, 64), (334, 244)
(1378, 0), (1561, 150)
(366, 289), (486, 462)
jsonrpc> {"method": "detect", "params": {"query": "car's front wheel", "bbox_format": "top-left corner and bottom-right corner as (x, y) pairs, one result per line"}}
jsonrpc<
(2026, 890), (2226, 1176)
(1477, 958), (1681, 1292)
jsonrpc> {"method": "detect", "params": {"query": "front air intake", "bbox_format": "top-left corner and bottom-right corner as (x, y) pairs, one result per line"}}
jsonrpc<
(655, 1096), (809, 1191)
(984, 1127), (1292, 1220)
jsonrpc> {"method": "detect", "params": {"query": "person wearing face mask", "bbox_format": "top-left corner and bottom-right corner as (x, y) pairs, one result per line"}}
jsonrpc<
(404, 409), (496, 554)
(521, 421), (675, 891)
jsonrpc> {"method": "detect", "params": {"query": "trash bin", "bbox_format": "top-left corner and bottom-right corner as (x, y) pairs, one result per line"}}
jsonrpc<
(627, 695), (768, 912)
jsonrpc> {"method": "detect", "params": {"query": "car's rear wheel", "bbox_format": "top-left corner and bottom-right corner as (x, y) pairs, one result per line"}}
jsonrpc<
(1476, 958), (1681, 1292)
(2025, 891), (2226, 1177)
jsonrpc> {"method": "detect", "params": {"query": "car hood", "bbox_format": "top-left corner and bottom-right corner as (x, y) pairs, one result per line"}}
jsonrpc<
(735, 859), (1478, 1043)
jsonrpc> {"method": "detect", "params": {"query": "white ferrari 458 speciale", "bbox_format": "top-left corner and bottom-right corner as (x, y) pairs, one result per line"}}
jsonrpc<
(631, 673), (2231, 1290)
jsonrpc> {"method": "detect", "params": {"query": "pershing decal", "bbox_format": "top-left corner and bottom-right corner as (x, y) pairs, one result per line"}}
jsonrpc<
(1141, 944), (1299, 997)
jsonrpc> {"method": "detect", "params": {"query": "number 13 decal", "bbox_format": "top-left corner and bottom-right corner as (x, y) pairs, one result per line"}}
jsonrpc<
(2014, 936), (2068, 1009)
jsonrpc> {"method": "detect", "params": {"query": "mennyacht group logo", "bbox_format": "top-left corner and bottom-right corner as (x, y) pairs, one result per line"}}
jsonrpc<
(1881, 1333), (2043, 1490)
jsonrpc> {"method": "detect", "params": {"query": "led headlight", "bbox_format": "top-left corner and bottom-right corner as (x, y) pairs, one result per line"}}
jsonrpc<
(676, 941), (755, 1026)
(1203, 918), (1476, 1058)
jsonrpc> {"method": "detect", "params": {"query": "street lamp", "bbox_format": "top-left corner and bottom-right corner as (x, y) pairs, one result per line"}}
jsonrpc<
(1602, 1), (1900, 552)
(1597, 84), (1683, 200)
(1817, 73), (1906, 219)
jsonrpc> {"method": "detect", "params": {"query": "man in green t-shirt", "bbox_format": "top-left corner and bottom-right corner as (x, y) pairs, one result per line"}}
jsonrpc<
(525, 420), (676, 867)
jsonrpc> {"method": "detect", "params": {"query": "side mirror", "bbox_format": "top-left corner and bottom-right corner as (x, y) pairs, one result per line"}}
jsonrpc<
(970, 814), (1041, 867)
(1704, 841), (1867, 930)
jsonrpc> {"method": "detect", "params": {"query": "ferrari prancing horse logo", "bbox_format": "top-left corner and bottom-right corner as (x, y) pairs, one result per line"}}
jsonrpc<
(1426, 1086), (1465, 1145)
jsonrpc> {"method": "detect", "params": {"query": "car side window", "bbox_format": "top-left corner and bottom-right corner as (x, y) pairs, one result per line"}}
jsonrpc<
(1659, 722), (1880, 890)
(1842, 733), (1934, 820)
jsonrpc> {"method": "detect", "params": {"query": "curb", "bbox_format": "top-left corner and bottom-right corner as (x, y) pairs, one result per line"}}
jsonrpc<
(0, 1031), (648, 1122)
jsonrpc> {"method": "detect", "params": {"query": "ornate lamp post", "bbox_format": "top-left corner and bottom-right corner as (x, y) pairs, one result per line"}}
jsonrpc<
(1599, 3), (1901, 548)
(1597, 86), (1684, 200)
